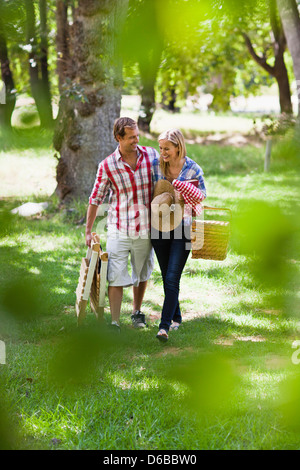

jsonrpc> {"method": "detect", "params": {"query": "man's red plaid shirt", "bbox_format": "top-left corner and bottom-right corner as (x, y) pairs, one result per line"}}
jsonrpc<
(89, 145), (159, 237)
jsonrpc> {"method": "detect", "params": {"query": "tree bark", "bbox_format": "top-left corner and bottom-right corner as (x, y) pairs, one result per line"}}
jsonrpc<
(54, 0), (128, 202)
(277, 0), (300, 116)
(0, 17), (16, 128)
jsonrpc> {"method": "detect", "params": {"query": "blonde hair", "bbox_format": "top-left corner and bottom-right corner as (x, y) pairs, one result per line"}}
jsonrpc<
(158, 128), (186, 177)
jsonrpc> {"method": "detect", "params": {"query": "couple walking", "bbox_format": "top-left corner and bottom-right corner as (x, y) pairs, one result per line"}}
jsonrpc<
(85, 117), (206, 342)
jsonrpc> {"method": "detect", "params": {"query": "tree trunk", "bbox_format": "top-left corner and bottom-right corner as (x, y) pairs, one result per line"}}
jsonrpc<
(25, 0), (53, 128)
(56, 0), (71, 93)
(54, 0), (128, 202)
(270, 0), (293, 114)
(277, 0), (300, 116)
(38, 0), (53, 125)
(274, 52), (293, 114)
(138, 74), (156, 132)
(242, 0), (293, 114)
(0, 18), (16, 128)
(137, 45), (163, 132)
(123, 0), (163, 133)
(162, 87), (179, 113)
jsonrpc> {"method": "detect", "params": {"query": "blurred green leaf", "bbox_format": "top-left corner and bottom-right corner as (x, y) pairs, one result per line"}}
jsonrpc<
(231, 201), (297, 287)
(0, 277), (50, 322)
(0, 404), (17, 450)
(168, 353), (238, 415)
(0, 378), (21, 450)
(278, 372), (300, 432)
(232, 201), (295, 257)
(48, 325), (128, 386)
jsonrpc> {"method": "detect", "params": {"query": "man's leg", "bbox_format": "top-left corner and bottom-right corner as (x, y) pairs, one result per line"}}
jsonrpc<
(133, 280), (148, 313)
(130, 238), (154, 328)
(106, 235), (132, 326)
(108, 286), (123, 325)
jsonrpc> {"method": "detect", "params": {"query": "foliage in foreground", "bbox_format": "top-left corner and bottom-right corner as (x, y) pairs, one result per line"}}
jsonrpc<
(0, 131), (299, 450)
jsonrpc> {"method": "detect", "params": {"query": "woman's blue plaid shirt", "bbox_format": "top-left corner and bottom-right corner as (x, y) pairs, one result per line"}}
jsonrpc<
(152, 155), (207, 198)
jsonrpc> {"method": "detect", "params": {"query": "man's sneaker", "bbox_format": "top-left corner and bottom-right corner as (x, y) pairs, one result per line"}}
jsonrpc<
(131, 311), (147, 328)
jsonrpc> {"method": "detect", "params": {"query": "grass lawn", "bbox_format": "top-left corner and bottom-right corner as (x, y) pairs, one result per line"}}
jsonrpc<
(0, 116), (300, 450)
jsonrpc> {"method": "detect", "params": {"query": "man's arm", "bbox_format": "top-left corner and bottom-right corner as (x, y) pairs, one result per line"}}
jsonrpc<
(87, 159), (111, 246)
(85, 204), (99, 247)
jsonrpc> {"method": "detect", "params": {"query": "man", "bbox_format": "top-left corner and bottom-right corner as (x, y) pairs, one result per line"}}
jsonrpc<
(86, 117), (159, 330)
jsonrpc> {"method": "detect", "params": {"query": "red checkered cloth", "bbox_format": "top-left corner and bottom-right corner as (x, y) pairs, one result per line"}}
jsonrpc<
(172, 179), (206, 216)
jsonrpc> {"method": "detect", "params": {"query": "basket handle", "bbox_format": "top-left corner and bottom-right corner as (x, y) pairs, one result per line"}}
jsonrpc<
(203, 206), (232, 220)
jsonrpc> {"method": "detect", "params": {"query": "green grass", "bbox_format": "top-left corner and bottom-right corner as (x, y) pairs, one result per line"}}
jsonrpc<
(0, 119), (300, 450)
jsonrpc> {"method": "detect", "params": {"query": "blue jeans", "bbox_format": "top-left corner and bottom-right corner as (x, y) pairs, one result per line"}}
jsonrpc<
(151, 226), (191, 331)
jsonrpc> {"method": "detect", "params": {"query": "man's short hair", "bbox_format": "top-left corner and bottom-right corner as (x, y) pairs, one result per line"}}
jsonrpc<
(113, 117), (137, 141)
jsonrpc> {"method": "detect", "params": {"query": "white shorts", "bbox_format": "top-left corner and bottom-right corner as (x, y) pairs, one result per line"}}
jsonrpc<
(106, 234), (154, 287)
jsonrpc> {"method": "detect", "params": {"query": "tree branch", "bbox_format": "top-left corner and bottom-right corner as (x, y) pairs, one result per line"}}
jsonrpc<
(241, 32), (275, 76)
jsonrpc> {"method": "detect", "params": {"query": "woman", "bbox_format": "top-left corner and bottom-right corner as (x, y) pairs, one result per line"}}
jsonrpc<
(151, 129), (206, 342)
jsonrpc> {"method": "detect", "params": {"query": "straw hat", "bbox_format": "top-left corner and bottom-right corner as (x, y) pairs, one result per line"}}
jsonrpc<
(151, 180), (184, 232)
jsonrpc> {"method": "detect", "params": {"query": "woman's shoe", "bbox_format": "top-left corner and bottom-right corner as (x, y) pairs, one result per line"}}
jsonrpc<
(170, 322), (180, 331)
(156, 329), (168, 342)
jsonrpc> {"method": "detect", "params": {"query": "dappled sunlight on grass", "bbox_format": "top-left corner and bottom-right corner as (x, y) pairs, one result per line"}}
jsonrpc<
(219, 311), (294, 336)
(245, 370), (289, 404)
(204, 173), (300, 213)
(107, 370), (161, 392)
(0, 151), (57, 198)
(20, 404), (85, 449)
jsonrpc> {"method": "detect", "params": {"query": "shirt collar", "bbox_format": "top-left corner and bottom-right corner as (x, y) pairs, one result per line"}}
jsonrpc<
(116, 145), (143, 162)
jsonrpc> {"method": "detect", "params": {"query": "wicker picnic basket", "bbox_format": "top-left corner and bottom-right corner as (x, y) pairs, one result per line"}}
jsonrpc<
(191, 206), (231, 261)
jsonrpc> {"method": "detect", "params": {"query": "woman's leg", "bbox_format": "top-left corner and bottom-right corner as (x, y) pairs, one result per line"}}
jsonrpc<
(151, 237), (171, 282)
(158, 237), (190, 331)
(151, 237), (175, 326)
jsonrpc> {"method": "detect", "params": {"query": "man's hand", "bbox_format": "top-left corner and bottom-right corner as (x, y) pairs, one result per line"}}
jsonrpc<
(85, 204), (99, 247)
(85, 230), (93, 247)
